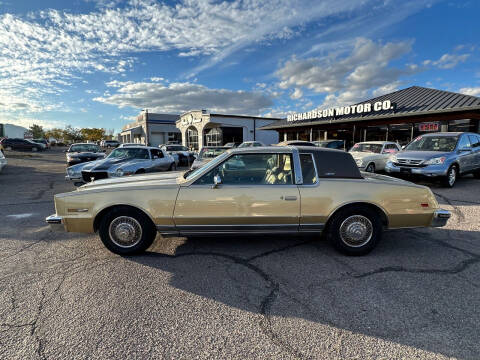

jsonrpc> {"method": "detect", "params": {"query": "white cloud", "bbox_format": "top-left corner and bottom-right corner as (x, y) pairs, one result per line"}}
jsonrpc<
(290, 88), (303, 100)
(431, 53), (470, 69)
(459, 87), (480, 97)
(94, 81), (273, 115)
(276, 38), (419, 108)
(0, 117), (67, 130)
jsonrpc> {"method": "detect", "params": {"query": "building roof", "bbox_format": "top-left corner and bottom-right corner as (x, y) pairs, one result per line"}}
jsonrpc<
(261, 86), (480, 130)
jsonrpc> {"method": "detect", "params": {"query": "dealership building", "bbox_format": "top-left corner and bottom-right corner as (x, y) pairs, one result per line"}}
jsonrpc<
(120, 111), (181, 147)
(261, 86), (480, 147)
(176, 110), (281, 150)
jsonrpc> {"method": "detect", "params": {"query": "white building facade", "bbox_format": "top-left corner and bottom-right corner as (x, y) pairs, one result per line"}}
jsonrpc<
(120, 112), (181, 147)
(176, 110), (281, 150)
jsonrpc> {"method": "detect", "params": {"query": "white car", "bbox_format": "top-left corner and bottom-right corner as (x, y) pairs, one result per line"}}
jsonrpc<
(0, 150), (6, 172)
(349, 141), (401, 173)
(238, 141), (265, 148)
(118, 143), (147, 148)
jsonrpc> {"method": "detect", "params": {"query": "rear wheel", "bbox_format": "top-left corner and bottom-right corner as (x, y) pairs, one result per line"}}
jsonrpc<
(327, 205), (383, 256)
(365, 163), (375, 173)
(442, 165), (457, 188)
(98, 207), (157, 255)
(168, 162), (177, 171)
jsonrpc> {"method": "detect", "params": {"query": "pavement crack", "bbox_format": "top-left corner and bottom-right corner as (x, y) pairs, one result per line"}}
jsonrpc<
(246, 239), (315, 262)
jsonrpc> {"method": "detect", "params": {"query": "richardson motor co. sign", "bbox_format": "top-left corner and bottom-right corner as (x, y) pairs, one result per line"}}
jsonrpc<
(287, 100), (395, 122)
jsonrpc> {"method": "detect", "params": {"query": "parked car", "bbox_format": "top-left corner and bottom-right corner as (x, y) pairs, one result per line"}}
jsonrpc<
(0, 149), (6, 173)
(276, 140), (316, 147)
(101, 140), (120, 148)
(238, 141), (265, 148)
(65, 143), (106, 166)
(0, 143), (4, 155)
(47, 146), (450, 256)
(224, 142), (241, 148)
(118, 143), (146, 148)
(31, 139), (50, 149)
(190, 146), (231, 170)
(66, 146), (176, 186)
(385, 132), (480, 187)
(0, 138), (43, 152)
(314, 140), (346, 150)
(349, 141), (402, 173)
(160, 144), (196, 166)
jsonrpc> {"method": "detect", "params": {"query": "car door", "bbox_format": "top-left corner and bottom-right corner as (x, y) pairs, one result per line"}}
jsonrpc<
(456, 135), (473, 173)
(469, 135), (480, 171)
(149, 149), (168, 171)
(174, 152), (300, 233)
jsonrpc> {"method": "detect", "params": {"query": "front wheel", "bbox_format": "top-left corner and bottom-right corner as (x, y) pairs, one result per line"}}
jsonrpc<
(327, 206), (383, 256)
(98, 207), (157, 255)
(365, 163), (375, 173)
(442, 165), (457, 188)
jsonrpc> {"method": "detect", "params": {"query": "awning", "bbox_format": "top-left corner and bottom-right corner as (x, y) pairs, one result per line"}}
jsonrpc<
(121, 125), (143, 135)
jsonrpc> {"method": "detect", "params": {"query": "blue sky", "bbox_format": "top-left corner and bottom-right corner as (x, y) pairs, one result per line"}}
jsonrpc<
(0, 0), (479, 133)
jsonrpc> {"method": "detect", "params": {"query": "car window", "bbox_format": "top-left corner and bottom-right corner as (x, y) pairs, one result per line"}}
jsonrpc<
(69, 144), (100, 152)
(108, 148), (150, 159)
(405, 136), (458, 152)
(457, 135), (471, 149)
(199, 147), (228, 159)
(350, 143), (382, 153)
(194, 153), (294, 185)
(468, 135), (480, 148)
(300, 153), (317, 185)
(150, 149), (163, 159)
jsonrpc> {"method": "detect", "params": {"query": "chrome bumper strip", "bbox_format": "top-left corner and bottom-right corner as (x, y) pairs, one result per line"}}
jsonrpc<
(431, 209), (451, 227)
(46, 214), (65, 231)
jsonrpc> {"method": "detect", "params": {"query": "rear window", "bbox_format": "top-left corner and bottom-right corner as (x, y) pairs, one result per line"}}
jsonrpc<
(300, 153), (317, 185)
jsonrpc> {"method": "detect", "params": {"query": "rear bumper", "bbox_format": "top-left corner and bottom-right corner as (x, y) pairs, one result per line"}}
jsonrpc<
(431, 209), (451, 227)
(46, 214), (65, 231)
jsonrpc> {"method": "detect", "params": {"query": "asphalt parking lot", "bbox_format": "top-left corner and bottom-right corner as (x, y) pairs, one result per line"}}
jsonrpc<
(1, 147), (480, 359)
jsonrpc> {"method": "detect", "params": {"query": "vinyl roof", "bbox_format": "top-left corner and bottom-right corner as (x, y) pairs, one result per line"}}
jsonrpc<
(261, 86), (480, 130)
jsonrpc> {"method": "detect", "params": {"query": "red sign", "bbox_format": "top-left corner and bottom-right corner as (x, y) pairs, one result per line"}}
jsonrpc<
(418, 122), (439, 132)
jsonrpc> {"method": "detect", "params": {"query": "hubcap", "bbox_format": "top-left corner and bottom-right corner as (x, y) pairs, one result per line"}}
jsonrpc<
(339, 215), (373, 247)
(366, 164), (374, 172)
(449, 168), (456, 186)
(108, 216), (143, 248)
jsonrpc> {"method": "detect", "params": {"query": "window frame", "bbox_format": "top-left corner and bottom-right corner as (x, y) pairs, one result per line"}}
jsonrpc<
(298, 152), (319, 187)
(192, 152), (297, 186)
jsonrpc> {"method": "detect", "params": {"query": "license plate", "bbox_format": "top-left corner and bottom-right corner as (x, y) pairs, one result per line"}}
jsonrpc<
(400, 168), (411, 174)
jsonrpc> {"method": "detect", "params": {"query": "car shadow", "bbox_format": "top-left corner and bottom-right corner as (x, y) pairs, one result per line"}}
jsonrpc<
(126, 227), (480, 359)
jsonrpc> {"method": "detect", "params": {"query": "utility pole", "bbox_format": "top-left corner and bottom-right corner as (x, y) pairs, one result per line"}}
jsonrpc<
(144, 109), (149, 146)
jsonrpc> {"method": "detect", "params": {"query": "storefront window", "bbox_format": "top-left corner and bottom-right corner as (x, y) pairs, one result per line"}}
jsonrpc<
(186, 126), (199, 151)
(168, 132), (181, 144)
(205, 127), (222, 146)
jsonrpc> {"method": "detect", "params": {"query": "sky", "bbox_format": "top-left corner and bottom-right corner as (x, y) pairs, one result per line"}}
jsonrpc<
(0, 0), (479, 133)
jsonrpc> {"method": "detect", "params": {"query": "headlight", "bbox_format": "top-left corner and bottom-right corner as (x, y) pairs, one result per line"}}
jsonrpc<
(116, 168), (124, 177)
(389, 154), (397, 163)
(424, 156), (446, 165)
(67, 168), (75, 176)
(355, 159), (363, 166)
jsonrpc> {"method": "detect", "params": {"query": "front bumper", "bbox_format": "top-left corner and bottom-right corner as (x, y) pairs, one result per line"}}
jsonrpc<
(431, 209), (451, 227)
(46, 214), (65, 231)
(385, 162), (448, 177)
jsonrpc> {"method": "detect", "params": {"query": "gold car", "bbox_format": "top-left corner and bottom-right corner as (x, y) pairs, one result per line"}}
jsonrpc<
(46, 146), (450, 255)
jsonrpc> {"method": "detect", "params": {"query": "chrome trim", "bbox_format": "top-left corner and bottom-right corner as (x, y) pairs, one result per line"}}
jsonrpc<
(298, 152), (319, 186)
(46, 214), (64, 231)
(299, 223), (324, 232)
(292, 148), (303, 185)
(431, 209), (451, 227)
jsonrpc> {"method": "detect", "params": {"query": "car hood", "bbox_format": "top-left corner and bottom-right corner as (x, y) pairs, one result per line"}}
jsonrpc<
(395, 150), (451, 160)
(78, 171), (184, 190)
(79, 157), (147, 171)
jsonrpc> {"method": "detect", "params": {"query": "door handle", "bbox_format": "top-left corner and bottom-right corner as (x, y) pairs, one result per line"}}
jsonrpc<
(281, 195), (297, 201)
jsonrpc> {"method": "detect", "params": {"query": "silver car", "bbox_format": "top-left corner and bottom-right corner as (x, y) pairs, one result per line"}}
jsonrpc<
(66, 146), (176, 186)
(350, 141), (401, 173)
(385, 132), (480, 187)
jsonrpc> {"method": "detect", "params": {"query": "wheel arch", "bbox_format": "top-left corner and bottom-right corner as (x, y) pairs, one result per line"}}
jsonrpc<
(325, 201), (389, 230)
(93, 204), (156, 232)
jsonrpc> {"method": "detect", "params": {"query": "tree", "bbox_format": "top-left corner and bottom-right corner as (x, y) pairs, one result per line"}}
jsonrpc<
(63, 125), (83, 142)
(80, 128), (105, 142)
(44, 128), (64, 141)
(29, 124), (44, 139)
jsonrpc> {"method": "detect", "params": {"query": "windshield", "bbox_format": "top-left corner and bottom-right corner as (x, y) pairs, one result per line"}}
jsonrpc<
(166, 145), (188, 151)
(107, 148), (150, 159)
(69, 144), (100, 152)
(199, 147), (228, 159)
(185, 151), (230, 180)
(350, 143), (383, 153)
(405, 136), (458, 152)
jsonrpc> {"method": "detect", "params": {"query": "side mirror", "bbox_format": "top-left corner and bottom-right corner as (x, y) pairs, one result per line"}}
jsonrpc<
(212, 175), (222, 188)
